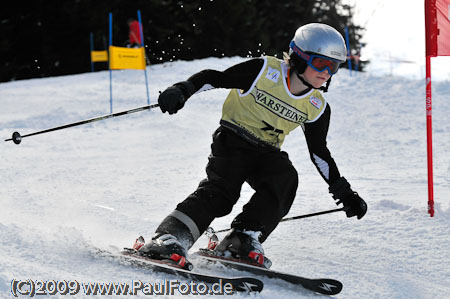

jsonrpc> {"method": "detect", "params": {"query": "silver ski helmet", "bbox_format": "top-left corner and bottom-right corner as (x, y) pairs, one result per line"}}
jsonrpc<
(289, 23), (347, 75)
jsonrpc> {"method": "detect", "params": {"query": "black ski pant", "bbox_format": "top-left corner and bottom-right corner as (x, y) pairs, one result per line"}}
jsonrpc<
(175, 126), (299, 243)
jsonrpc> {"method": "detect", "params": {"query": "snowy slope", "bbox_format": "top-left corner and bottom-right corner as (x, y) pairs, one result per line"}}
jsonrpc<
(1, 57), (449, 298)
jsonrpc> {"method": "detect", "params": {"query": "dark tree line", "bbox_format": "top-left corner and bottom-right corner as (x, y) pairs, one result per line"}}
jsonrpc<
(0, 0), (366, 82)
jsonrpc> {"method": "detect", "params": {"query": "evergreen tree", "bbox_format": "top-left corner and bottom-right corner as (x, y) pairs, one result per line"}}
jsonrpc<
(0, 0), (366, 82)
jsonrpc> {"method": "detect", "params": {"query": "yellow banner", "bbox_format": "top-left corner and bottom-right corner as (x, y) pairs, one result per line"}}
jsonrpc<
(109, 46), (146, 70)
(91, 50), (108, 62)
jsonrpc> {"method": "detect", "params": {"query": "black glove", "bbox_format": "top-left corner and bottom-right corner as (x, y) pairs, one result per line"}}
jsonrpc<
(158, 81), (195, 114)
(329, 177), (367, 219)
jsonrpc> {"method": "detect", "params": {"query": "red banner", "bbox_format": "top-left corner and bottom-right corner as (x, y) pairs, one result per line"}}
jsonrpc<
(426, 0), (450, 56)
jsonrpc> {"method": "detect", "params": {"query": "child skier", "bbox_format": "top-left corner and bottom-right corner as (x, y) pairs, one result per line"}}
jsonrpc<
(138, 23), (367, 268)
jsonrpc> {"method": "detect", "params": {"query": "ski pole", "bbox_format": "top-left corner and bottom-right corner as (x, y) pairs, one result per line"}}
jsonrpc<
(4, 103), (160, 145)
(279, 207), (345, 222)
(211, 207), (346, 234)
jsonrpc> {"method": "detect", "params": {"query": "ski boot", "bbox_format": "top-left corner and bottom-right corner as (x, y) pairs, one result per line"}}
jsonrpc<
(136, 214), (196, 270)
(137, 234), (193, 270)
(213, 228), (272, 269)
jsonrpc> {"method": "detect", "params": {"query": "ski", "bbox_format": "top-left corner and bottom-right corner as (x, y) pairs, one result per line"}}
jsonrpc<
(194, 249), (342, 296)
(96, 247), (263, 293)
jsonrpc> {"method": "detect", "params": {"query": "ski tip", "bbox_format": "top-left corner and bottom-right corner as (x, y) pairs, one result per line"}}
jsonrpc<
(233, 277), (264, 293)
(314, 278), (343, 295)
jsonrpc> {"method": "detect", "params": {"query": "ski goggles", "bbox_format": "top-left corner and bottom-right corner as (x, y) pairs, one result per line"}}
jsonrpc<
(290, 41), (342, 75)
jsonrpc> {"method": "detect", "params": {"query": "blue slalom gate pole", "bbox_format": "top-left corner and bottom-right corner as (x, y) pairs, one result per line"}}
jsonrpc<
(109, 12), (113, 113)
(345, 27), (352, 77)
(137, 10), (150, 105)
(355, 44), (361, 77)
(90, 32), (94, 72)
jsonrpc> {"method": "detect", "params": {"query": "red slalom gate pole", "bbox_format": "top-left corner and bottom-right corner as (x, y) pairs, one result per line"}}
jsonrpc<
(425, 55), (434, 217)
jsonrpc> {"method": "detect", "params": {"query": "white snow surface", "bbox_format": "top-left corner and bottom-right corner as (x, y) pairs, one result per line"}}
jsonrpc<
(1, 57), (450, 298)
